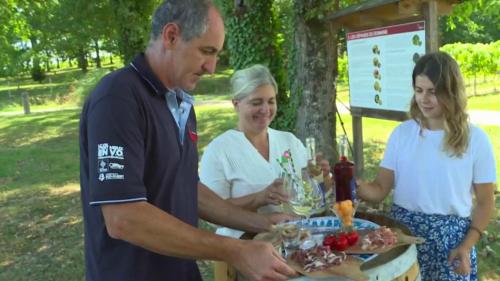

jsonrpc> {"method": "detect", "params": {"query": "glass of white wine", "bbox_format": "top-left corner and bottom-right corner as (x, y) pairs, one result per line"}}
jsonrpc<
(283, 168), (325, 220)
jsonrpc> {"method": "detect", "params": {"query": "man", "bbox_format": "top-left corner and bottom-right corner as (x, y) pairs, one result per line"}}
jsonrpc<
(79, 1), (296, 280)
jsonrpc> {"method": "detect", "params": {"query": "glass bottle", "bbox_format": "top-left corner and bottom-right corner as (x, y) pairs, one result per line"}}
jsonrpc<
(305, 137), (316, 165)
(333, 135), (356, 202)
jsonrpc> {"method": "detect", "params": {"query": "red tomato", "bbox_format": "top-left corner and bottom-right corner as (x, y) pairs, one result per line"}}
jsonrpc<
(323, 234), (337, 249)
(346, 231), (359, 246)
(332, 235), (349, 251)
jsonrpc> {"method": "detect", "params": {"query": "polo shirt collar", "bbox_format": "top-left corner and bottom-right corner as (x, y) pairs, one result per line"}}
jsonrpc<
(130, 53), (166, 96)
(130, 53), (195, 104)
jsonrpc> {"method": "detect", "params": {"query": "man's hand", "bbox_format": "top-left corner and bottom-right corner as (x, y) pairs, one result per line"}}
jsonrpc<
(230, 240), (297, 281)
(448, 245), (472, 276)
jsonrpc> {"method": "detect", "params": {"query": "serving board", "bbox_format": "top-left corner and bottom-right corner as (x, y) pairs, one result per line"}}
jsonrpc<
(346, 227), (425, 254)
(287, 255), (368, 281)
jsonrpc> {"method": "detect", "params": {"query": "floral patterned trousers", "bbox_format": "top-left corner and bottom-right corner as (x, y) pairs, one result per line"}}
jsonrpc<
(390, 204), (477, 281)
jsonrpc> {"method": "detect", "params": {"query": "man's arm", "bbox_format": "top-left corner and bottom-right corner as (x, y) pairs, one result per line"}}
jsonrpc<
(102, 198), (296, 280)
(197, 182), (294, 233)
(102, 201), (237, 260)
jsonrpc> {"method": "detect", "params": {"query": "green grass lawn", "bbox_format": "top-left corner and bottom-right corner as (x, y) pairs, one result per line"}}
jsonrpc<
(468, 93), (500, 111)
(0, 66), (499, 280)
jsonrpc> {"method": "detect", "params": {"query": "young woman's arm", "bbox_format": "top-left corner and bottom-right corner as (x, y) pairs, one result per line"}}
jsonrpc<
(356, 167), (394, 203)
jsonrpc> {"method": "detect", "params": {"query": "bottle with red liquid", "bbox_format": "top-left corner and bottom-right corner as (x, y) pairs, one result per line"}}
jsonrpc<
(333, 136), (356, 202)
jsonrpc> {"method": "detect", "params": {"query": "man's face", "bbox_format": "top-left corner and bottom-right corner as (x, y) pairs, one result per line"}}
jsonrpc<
(169, 7), (225, 91)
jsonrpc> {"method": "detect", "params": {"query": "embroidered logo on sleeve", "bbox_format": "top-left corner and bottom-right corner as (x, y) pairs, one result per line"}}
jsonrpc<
(97, 143), (125, 181)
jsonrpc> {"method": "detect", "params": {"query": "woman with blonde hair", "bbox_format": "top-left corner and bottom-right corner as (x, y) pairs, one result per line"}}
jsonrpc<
(200, 64), (330, 238)
(356, 52), (496, 280)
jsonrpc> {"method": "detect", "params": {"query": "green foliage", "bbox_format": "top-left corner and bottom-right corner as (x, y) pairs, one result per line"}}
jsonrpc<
(441, 41), (499, 95)
(337, 52), (348, 84)
(220, 0), (275, 68)
(220, 0), (294, 130)
(109, 0), (157, 64)
(440, 0), (499, 44)
(294, 0), (338, 20)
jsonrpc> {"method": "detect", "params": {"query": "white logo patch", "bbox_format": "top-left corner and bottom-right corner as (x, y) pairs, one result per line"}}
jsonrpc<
(97, 143), (125, 181)
(109, 163), (124, 170)
(97, 143), (124, 159)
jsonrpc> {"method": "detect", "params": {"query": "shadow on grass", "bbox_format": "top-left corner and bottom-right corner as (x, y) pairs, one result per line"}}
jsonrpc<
(0, 109), (81, 192)
(0, 185), (84, 280)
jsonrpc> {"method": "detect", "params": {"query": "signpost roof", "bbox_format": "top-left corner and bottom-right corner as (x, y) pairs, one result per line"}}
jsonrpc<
(325, 0), (459, 30)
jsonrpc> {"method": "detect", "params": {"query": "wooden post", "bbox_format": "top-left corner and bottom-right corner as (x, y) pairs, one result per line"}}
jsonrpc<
(423, 0), (439, 52)
(22, 92), (30, 114)
(49, 77), (53, 95)
(8, 80), (12, 101)
(352, 115), (364, 177)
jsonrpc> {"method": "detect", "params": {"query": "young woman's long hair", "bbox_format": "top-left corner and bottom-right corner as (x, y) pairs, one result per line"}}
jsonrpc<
(409, 51), (469, 157)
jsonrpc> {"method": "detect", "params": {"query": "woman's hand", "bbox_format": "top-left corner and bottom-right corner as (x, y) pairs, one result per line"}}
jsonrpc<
(256, 179), (288, 207)
(448, 245), (472, 276)
(265, 212), (299, 227)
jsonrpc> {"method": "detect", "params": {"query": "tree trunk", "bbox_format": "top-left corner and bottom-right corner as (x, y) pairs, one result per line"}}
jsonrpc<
(77, 48), (88, 72)
(291, 12), (337, 162)
(45, 58), (51, 72)
(94, 39), (102, 68)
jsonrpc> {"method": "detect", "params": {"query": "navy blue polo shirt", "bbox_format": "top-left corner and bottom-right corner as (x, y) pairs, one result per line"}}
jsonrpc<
(79, 54), (202, 281)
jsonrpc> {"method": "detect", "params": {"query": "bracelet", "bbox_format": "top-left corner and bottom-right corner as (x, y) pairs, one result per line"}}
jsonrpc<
(469, 226), (483, 239)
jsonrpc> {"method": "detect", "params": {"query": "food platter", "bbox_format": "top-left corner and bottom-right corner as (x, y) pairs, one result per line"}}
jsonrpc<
(285, 216), (380, 262)
(255, 215), (425, 281)
(257, 216), (380, 262)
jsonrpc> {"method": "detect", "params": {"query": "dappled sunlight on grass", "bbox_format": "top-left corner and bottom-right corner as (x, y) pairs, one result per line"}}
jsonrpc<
(0, 110), (80, 192)
(196, 105), (237, 155)
(0, 109), (80, 147)
(0, 183), (83, 280)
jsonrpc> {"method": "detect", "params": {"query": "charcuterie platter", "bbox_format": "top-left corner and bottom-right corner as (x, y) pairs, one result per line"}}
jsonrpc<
(255, 216), (424, 280)
(256, 216), (381, 262)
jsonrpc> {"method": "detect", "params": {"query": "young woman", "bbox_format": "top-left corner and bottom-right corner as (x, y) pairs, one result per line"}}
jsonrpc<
(357, 52), (496, 281)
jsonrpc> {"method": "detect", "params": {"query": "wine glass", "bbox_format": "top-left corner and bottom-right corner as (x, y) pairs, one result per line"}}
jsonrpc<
(331, 199), (358, 233)
(282, 168), (325, 220)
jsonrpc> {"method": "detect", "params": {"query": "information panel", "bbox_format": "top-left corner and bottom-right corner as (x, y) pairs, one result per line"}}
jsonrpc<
(347, 21), (425, 112)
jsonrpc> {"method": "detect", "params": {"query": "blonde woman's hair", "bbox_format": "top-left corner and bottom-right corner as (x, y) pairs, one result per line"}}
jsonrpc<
(230, 64), (277, 100)
(409, 51), (469, 157)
